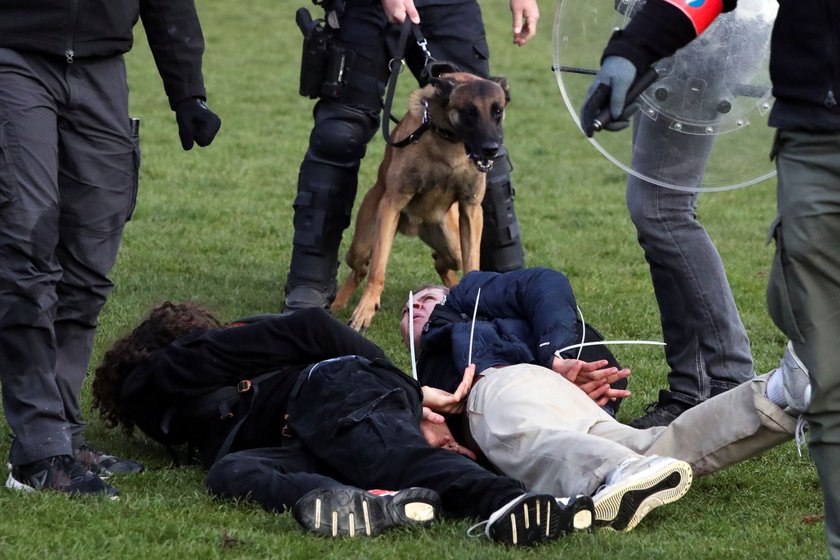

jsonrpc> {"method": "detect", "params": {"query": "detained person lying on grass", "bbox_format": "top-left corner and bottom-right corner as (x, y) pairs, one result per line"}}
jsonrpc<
(91, 302), (594, 546)
(402, 267), (811, 532)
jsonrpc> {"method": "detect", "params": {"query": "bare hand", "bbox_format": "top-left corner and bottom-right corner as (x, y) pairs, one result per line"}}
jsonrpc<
(419, 413), (477, 460)
(552, 357), (632, 406)
(382, 0), (420, 23)
(421, 364), (475, 415)
(510, 0), (539, 45)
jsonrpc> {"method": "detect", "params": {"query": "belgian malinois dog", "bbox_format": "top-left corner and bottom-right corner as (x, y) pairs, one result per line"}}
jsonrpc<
(331, 71), (510, 331)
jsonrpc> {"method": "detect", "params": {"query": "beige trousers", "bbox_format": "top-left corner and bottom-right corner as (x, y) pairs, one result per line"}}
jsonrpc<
(467, 364), (797, 497)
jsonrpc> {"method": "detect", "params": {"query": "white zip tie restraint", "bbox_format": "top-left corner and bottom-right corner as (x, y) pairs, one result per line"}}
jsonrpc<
(554, 340), (666, 358)
(467, 288), (481, 367)
(542, 306), (665, 359)
(575, 305), (586, 360)
(408, 290), (418, 380)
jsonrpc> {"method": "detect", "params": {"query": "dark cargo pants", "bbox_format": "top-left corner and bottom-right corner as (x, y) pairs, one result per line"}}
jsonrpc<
(207, 355), (524, 519)
(768, 129), (840, 558)
(0, 48), (138, 464)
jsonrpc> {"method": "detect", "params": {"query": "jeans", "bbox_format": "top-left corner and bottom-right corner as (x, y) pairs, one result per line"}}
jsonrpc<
(626, 115), (754, 406)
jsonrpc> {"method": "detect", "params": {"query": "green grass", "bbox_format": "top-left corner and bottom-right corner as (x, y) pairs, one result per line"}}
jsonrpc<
(0, 1), (826, 558)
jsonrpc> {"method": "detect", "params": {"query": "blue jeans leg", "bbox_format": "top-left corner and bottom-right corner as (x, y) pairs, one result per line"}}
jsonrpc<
(626, 116), (754, 406)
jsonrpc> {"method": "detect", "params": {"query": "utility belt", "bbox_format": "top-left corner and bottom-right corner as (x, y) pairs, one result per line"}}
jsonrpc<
(295, 0), (420, 103)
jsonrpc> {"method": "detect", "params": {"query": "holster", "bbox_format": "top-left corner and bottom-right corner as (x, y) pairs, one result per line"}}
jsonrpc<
(296, 7), (330, 98)
(296, 6), (353, 99)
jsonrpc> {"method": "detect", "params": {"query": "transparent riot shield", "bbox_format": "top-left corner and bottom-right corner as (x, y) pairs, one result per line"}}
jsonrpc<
(553, 0), (778, 191)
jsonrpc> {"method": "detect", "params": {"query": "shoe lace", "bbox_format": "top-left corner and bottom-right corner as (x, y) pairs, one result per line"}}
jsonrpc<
(466, 520), (489, 539)
(794, 415), (809, 457)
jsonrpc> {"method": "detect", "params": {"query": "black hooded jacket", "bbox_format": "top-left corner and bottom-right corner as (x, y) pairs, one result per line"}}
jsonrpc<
(119, 308), (386, 467)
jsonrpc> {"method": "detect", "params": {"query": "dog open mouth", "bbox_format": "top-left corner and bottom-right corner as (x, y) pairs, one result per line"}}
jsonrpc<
(468, 154), (495, 173)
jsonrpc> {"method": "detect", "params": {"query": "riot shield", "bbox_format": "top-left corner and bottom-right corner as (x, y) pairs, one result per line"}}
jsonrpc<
(553, 0), (778, 191)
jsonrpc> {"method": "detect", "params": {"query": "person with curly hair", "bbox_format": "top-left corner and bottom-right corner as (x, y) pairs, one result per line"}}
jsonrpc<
(91, 302), (594, 545)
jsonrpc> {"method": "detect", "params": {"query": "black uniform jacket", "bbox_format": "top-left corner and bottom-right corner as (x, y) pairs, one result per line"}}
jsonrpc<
(0, 0), (208, 106)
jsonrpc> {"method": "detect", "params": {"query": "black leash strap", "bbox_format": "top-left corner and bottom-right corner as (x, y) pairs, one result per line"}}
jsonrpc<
(382, 19), (433, 147)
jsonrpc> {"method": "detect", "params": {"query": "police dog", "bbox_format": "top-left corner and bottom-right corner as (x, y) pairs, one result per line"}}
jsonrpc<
(331, 71), (510, 331)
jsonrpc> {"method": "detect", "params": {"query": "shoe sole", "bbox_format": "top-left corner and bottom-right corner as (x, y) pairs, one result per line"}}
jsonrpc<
(293, 487), (440, 538)
(488, 494), (567, 547)
(594, 460), (692, 532)
(561, 495), (595, 532)
(5, 472), (36, 493)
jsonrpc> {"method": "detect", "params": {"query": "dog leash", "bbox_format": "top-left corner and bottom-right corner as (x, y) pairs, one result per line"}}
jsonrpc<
(382, 18), (437, 147)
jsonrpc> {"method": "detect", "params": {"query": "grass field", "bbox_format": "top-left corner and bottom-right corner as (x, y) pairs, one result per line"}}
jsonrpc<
(0, 1), (827, 558)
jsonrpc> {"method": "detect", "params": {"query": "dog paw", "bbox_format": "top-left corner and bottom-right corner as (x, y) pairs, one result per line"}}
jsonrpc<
(348, 311), (373, 332)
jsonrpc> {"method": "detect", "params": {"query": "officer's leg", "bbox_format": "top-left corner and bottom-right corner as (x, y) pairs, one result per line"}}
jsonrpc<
(284, 4), (387, 311)
(481, 150), (525, 271)
(768, 130), (840, 559)
(0, 50), (71, 465)
(53, 55), (136, 446)
(284, 101), (377, 311)
(626, 115), (753, 413)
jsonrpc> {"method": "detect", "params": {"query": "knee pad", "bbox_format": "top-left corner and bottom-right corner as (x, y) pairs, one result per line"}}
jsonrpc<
(308, 105), (377, 165)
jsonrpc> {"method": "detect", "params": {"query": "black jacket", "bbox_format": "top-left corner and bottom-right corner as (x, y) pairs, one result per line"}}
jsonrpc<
(0, 0), (208, 107)
(604, 0), (840, 130)
(119, 307), (386, 467)
(767, 0), (840, 128)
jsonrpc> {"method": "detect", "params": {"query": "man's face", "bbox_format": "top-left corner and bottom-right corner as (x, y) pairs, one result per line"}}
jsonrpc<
(400, 287), (447, 350)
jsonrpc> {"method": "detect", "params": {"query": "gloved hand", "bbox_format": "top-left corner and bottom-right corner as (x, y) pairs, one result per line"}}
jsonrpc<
(175, 97), (221, 150)
(579, 56), (637, 137)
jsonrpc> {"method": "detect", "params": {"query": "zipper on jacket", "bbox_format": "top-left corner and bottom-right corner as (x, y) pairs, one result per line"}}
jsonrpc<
(825, 0), (838, 107)
(64, 0), (79, 63)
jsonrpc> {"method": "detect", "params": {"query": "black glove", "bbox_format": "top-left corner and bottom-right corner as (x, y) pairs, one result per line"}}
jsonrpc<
(175, 97), (221, 150)
(579, 56), (638, 137)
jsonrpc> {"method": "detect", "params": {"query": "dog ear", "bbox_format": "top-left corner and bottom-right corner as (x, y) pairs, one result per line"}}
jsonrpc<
(489, 76), (510, 105)
(430, 76), (457, 106)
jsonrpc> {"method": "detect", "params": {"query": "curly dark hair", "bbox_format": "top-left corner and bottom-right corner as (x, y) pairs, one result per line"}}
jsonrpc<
(92, 301), (222, 437)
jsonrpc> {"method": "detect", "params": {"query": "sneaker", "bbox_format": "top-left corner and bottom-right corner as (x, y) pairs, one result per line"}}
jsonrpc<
(556, 494), (596, 532)
(5, 455), (118, 498)
(292, 486), (440, 538)
(592, 455), (692, 531)
(469, 493), (575, 547)
(75, 444), (144, 477)
(628, 390), (692, 429)
(780, 341), (812, 414)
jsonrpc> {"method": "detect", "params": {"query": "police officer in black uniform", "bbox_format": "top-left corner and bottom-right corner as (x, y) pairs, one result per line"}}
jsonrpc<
(284, 0), (540, 311)
(0, 0), (221, 496)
